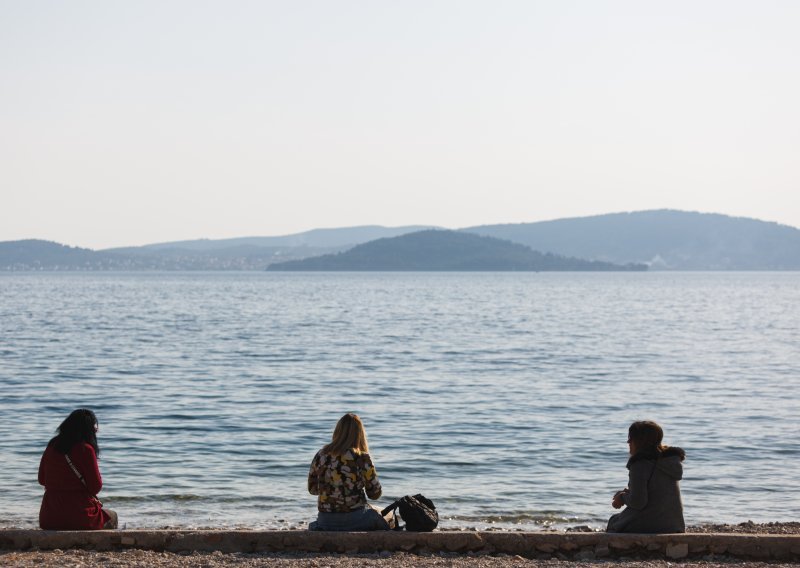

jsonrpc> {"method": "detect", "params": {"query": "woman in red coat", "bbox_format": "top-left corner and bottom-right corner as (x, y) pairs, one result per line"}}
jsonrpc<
(38, 409), (117, 530)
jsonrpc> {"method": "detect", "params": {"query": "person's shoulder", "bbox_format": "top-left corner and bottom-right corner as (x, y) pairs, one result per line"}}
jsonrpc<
(627, 453), (656, 470)
(354, 450), (374, 463)
(629, 458), (653, 470)
(661, 446), (686, 461)
(340, 449), (370, 463)
(41, 440), (57, 459)
(74, 442), (97, 458)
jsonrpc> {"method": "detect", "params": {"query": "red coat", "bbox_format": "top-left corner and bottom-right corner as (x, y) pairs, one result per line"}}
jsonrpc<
(38, 442), (111, 530)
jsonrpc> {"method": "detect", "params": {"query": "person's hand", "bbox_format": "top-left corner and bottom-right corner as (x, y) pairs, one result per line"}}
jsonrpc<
(612, 489), (627, 509)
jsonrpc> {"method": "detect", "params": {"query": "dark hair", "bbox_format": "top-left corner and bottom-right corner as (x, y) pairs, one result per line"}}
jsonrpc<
(628, 420), (684, 462)
(628, 420), (664, 453)
(49, 409), (100, 456)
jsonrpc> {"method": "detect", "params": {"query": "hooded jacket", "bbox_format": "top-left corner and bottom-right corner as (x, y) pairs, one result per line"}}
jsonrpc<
(607, 446), (685, 533)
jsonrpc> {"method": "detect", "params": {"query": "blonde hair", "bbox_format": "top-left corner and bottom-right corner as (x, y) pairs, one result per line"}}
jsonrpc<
(323, 413), (370, 456)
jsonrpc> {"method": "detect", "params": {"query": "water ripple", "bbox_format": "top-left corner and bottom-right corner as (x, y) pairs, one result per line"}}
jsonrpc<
(0, 271), (798, 530)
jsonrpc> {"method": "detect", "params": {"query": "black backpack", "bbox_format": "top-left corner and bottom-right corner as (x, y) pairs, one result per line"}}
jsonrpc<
(381, 494), (438, 532)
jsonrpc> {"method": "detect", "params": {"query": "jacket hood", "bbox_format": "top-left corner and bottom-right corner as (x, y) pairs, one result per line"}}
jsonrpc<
(655, 454), (684, 480)
(627, 446), (685, 479)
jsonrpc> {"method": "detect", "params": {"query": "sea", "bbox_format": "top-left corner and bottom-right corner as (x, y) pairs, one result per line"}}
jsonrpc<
(0, 271), (798, 531)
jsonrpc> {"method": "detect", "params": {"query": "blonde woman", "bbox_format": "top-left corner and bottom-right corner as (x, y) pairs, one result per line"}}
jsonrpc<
(308, 413), (391, 531)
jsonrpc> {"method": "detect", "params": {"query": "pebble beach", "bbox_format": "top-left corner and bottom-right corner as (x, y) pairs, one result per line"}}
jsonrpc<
(1, 550), (798, 568)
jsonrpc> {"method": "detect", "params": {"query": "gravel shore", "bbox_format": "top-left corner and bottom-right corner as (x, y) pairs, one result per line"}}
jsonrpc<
(687, 521), (800, 535)
(1, 550), (798, 568)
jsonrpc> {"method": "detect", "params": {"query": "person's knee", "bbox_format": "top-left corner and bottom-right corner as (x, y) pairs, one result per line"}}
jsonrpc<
(103, 509), (118, 529)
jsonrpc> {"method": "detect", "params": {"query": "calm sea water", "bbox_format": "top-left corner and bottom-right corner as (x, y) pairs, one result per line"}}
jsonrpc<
(0, 272), (798, 530)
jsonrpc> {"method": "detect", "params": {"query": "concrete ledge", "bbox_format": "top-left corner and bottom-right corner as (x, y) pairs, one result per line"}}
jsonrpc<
(1, 530), (799, 561)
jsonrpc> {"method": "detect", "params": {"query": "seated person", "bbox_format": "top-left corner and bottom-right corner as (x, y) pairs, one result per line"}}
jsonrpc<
(39, 409), (118, 530)
(607, 420), (685, 533)
(308, 413), (391, 531)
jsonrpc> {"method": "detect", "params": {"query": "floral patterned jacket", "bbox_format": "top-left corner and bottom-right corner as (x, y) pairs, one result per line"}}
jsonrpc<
(308, 448), (382, 513)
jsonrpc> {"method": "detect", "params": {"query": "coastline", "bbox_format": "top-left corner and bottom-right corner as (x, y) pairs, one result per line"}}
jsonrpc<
(1, 523), (798, 567)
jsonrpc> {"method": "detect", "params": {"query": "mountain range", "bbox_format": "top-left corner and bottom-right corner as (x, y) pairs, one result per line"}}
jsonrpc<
(2, 210), (799, 271)
(462, 210), (800, 270)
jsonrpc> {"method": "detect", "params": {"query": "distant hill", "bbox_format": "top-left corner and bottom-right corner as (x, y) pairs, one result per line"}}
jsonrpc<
(267, 230), (647, 271)
(0, 240), (126, 270)
(102, 243), (345, 270)
(92, 225), (438, 270)
(109, 225), (439, 252)
(0, 240), (342, 271)
(0, 226), (439, 271)
(463, 210), (800, 270)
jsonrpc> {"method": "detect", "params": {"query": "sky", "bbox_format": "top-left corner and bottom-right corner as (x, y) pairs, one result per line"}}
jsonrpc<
(2, 1), (799, 249)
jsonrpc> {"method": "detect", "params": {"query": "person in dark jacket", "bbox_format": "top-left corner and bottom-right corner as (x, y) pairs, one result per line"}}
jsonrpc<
(607, 420), (685, 533)
(38, 409), (117, 530)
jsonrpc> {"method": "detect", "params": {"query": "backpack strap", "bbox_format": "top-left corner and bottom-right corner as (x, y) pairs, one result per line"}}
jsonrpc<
(65, 453), (87, 487)
(64, 453), (102, 506)
(380, 498), (401, 517)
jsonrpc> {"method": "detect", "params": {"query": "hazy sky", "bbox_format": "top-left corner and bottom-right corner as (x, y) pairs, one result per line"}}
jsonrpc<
(2, 1), (799, 249)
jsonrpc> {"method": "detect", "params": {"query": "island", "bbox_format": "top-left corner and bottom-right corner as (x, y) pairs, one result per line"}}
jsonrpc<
(266, 230), (647, 271)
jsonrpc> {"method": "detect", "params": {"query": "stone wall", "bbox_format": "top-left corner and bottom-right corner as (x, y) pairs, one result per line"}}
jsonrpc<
(1, 530), (798, 561)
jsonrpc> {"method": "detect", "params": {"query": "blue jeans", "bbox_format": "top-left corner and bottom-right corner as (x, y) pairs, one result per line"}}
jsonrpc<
(309, 504), (390, 531)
